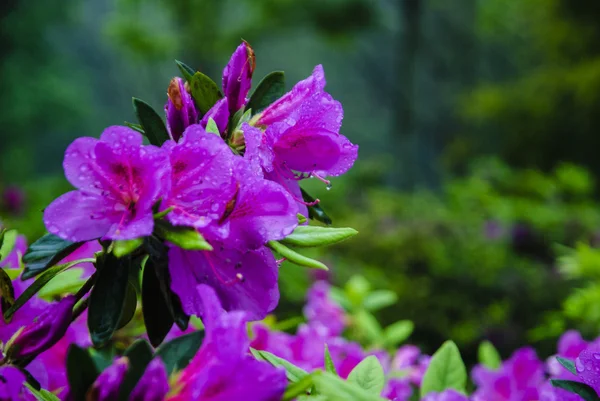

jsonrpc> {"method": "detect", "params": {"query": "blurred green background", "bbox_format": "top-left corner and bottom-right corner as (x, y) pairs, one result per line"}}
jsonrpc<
(3, 0), (600, 363)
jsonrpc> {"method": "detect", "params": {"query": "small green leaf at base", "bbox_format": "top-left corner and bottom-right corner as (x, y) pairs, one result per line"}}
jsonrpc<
(247, 71), (285, 115)
(113, 238), (143, 258)
(324, 344), (337, 375)
(267, 241), (328, 270)
(551, 379), (600, 401)
(175, 60), (195, 82)
(478, 341), (502, 370)
(250, 348), (308, 382)
(420, 340), (467, 398)
(347, 355), (385, 395)
(205, 118), (220, 135)
(281, 226), (358, 248)
(0, 229), (17, 262)
(154, 221), (212, 251)
(132, 97), (170, 146)
(189, 72), (223, 114)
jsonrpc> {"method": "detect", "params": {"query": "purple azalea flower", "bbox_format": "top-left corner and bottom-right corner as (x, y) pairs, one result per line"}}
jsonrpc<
(575, 347), (600, 395)
(383, 378), (413, 401)
(200, 98), (229, 135)
(2, 186), (25, 215)
(88, 357), (129, 401)
(0, 234), (27, 269)
(168, 284), (286, 401)
(423, 390), (469, 401)
(0, 366), (27, 401)
(166, 77), (199, 142)
(161, 125), (236, 229)
(471, 347), (544, 401)
(44, 127), (170, 241)
(391, 345), (430, 386)
(222, 42), (254, 115)
(130, 358), (170, 401)
(303, 281), (346, 337)
(6, 295), (75, 361)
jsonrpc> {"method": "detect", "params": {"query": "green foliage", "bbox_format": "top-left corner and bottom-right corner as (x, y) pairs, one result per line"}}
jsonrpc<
(347, 356), (385, 395)
(420, 341), (467, 397)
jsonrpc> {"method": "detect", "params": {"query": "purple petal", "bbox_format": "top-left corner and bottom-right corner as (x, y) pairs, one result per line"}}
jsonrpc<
(558, 330), (589, 359)
(166, 77), (199, 142)
(162, 125), (236, 229)
(303, 281), (345, 336)
(241, 123), (274, 173)
(169, 244), (279, 320)
(200, 98), (230, 135)
(0, 366), (26, 400)
(222, 42), (254, 114)
(130, 358), (170, 401)
(264, 169), (308, 218)
(576, 347), (600, 394)
(89, 357), (129, 401)
(0, 235), (27, 269)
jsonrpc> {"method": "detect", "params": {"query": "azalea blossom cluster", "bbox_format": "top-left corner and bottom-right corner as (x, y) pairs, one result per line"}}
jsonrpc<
(42, 41), (358, 321)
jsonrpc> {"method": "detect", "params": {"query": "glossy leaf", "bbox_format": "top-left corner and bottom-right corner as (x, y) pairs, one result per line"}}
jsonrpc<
(551, 379), (600, 401)
(66, 344), (100, 400)
(383, 320), (414, 348)
(478, 341), (502, 370)
(113, 238), (143, 258)
(142, 262), (174, 347)
(5, 259), (86, 321)
(132, 97), (170, 146)
(0, 268), (15, 319)
(301, 189), (332, 225)
(24, 383), (61, 401)
(420, 340), (467, 398)
(155, 331), (204, 374)
(324, 344), (337, 375)
(267, 241), (328, 270)
(347, 355), (385, 395)
(205, 117), (220, 136)
(116, 282), (137, 330)
(189, 71), (223, 114)
(118, 340), (154, 401)
(37, 268), (85, 300)
(281, 226), (358, 248)
(22, 234), (85, 280)
(556, 356), (577, 376)
(88, 253), (130, 347)
(124, 122), (145, 134)
(312, 372), (386, 401)
(154, 221), (212, 251)
(175, 60), (195, 83)
(250, 348), (308, 382)
(247, 71), (285, 115)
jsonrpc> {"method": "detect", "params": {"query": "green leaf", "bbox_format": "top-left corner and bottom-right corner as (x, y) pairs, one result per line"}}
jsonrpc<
(124, 122), (145, 134)
(324, 344), (337, 375)
(556, 356), (577, 376)
(281, 226), (358, 248)
(478, 341), (502, 370)
(0, 229), (17, 262)
(154, 221), (213, 251)
(88, 253), (131, 347)
(89, 346), (115, 372)
(142, 262), (174, 347)
(25, 382), (61, 401)
(297, 214), (308, 225)
(363, 290), (398, 312)
(551, 379), (600, 401)
(250, 348), (308, 382)
(283, 372), (318, 401)
(383, 320), (414, 348)
(205, 118), (220, 135)
(37, 268), (85, 299)
(113, 238), (143, 258)
(354, 309), (383, 344)
(247, 71), (285, 115)
(312, 371), (386, 401)
(267, 241), (328, 270)
(22, 234), (85, 280)
(420, 340), (467, 398)
(5, 259), (86, 321)
(155, 331), (204, 374)
(116, 282), (138, 330)
(347, 355), (385, 395)
(189, 71), (223, 114)
(132, 97), (170, 146)
(66, 345), (100, 400)
(118, 340), (154, 401)
(301, 189), (332, 225)
(0, 268), (15, 319)
(175, 60), (195, 82)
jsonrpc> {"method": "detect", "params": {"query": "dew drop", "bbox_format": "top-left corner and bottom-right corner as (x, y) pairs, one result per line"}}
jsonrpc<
(326, 183), (332, 191)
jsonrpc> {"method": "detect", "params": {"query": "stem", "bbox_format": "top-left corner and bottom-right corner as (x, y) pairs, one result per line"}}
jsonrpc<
(71, 297), (89, 323)
(75, 272), (97, 302)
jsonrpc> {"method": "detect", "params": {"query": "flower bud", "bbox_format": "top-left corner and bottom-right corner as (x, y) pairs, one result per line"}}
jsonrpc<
(200, 97), (229, 135)
(5, 295), (76, 360)
(222, 41), (254, 114)
(165, 77), (199, 142)
(86, 357), (129, 401)
(130, 358), (169, 401)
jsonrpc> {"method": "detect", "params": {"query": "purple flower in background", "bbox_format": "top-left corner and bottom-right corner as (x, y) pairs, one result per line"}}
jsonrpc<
(166, 77), (199, 142)
(423, 390), (469, 401)
(383, 378), (413, 401)
(0, 234), (27, 269)
(130, 358), (170, 401)
(200, 98), (229, 135)
(169, 244), (279, 321)
(391, 345), (431, 386)
(0, 366), (27, 401)
(161, 125), (236, 229)
(2, 186), (25, 215)
(303, 281), (346, 337)
(168, 285), (286, 401)
(88, 357), (129, 401)
(6, 295), (75, 360)
(222, 41), (254, 115)
(44, 127), (170, 241)
(472, 347), (544, 401)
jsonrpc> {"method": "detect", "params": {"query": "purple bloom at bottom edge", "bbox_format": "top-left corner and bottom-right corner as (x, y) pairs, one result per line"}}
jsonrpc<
(423, 389), (469, 401)
(88, 357), (129, 401)
(0, 366), (26, 401)
(130, 358), (169, 401)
